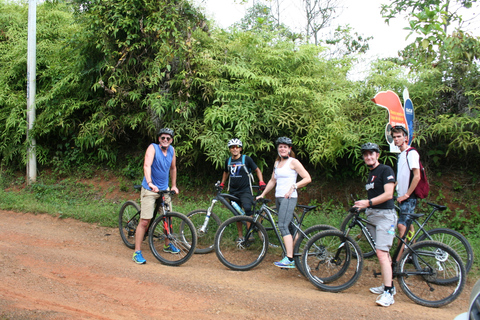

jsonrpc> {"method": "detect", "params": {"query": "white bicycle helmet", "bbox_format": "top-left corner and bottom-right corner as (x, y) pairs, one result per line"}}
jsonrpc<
(227, 138), (243, 147)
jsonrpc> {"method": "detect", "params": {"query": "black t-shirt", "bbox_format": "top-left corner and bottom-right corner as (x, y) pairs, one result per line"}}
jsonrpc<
(224, 155), (258, 194)
(365, 164), (396, 209)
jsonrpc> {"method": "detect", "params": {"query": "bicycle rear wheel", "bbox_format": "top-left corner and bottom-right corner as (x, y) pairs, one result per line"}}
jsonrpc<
(417, 227), (473, 273)
(293, 224), (337, 278)
(119, 200), (141, 249)
(397, 240), (466, 308)
(302, 230), (363, 293)
(339, 212), (376, 258)
(148, 212), (197, 266)
(214, 215), (268, 271)
(187, 209), (222, 254)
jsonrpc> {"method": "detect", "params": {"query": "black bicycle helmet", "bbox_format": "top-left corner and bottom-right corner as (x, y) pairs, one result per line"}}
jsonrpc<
(157, 128), (174, 138)
(360, 142), (380, 154)
(276, 136), (293, 146)
(390, 125), (408, 136)
(227, 138), (243, 148)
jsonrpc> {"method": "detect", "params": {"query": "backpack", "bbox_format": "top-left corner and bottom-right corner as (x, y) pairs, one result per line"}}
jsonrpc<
(405, 147), (430, 199)
(227, 155), (254, 194)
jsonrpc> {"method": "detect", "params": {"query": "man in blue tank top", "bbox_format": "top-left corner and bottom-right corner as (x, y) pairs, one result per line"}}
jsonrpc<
(132, 128), (179, 264)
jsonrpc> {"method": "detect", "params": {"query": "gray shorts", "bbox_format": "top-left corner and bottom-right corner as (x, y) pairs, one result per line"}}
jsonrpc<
(365, 208), (397, 252)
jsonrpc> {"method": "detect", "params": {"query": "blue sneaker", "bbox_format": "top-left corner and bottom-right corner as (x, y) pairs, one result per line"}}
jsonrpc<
(274, 256), (295, 268)
(163, 243), (180, 254)
(132, 250), (146, 264)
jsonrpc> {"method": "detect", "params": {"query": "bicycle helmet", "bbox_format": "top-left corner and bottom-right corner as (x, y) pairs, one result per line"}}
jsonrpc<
(276, 136), (292, 146)
(157, 128), (174, 138)
(227, 138), (243, 148)
(360, 142), (380, 154)
(391, 125), (408, 136)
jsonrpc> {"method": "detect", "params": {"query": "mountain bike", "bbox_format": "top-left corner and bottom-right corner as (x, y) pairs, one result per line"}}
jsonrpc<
(340, 202), (473, 273)
(118, 185), (197, 266)
(214, 197), (335, 275)
(302, 207), (466, 308)
(187, 182), (302, 254)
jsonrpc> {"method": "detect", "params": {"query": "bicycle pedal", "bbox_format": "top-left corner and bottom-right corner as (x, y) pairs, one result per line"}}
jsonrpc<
(373, 269), (382, 278)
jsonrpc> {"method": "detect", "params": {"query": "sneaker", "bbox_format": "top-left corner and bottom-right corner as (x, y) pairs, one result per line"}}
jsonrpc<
(370, 284), (396, 295)
(376, 291), (395, 307)
(274, 256), (295, 269)
(132, 251), (146, 264)
(236, 237), (245, 243)
(163, 243), (180, 254)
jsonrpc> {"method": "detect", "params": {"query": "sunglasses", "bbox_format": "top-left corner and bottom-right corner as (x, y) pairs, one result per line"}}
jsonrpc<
(229, 145), (241, 149)
(160, 136), (172, 141)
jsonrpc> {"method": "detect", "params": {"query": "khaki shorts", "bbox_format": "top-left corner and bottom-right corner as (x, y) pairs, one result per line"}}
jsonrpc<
(365, 208), (397, 252)
(140, 188), (160, 220)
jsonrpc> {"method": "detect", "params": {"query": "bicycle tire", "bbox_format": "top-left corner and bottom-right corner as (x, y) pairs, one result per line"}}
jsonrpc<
(214, 215), (268, 271)
(148, 211), (197, 266)
(397, 240), (466, 307)
(302, 230), (363, 293)
(187, 209), (222, 254)
(119, 200), (141, 249)
(416, 227), (473, 274)
(293, 224), (338, 278)
(339, 212), (376, 258)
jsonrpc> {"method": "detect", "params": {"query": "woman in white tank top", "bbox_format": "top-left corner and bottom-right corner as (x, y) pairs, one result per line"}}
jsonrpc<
(257, 137), (311, 268)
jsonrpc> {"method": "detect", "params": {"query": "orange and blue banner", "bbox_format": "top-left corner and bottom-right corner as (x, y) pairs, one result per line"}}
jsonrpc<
(371, 89), (414, 153)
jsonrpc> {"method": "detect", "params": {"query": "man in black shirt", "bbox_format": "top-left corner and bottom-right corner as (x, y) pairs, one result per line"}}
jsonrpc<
(220, 138), (265, 241)
(354, 142), (397, 307)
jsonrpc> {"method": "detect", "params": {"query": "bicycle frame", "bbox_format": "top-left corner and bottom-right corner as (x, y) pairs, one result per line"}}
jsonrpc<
(198, 184), (245, 233)
(344, 210), (440, 272)
(403, 203), (445, 243)
(249, 199), (313, 258)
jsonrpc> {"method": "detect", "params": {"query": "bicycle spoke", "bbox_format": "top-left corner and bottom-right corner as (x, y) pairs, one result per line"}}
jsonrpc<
(303, 230), (363, 293)
(148, 212), (197, 266)
(397, 240), (466, 307)
(214, 216), (268, 271)
(119, 201), (141, 249)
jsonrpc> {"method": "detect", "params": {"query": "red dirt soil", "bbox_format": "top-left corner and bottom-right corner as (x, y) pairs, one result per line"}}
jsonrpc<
(0, 209), (472, 320)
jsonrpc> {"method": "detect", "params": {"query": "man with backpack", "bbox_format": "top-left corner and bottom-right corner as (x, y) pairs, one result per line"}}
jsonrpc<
(391, 125), (423, 243)
(220, 138), (266, 241)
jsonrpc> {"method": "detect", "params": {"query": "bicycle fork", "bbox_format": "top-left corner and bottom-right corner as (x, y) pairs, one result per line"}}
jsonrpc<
(199, 199), (217, 234)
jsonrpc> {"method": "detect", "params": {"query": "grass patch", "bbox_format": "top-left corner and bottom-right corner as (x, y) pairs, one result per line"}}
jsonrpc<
(0, 168), (478, 277)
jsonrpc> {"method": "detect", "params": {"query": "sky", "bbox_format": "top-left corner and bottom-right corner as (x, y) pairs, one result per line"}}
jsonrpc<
(197, 0), (480, 78)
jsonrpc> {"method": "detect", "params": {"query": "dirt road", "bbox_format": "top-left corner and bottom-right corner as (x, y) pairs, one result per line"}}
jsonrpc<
(0, 209), (471, 319)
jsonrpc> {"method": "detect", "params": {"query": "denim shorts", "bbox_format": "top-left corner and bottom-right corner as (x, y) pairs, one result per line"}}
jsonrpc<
(397, 198), (417, 227)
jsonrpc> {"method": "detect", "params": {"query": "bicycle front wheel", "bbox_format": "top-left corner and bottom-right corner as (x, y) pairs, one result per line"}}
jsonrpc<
(148, 212), (197, 266)
(187, 209), (222, 254)
(397, 240), (466, 308)
(119, 200), (141, 249)
(417, 227), (473, 274)
(302, 230), (363, 293)
(293, 224), (337, 278)
(214, 215), (268, 271)
(339, 212), (375, 258)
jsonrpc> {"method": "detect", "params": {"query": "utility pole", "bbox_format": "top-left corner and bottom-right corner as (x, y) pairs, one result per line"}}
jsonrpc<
(26, 0), (37, 184)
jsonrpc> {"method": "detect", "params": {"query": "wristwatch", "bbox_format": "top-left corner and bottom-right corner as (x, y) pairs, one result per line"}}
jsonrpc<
(369, 199), (373, 207)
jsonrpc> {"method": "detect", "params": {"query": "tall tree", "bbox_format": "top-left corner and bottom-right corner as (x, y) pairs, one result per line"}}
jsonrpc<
(302, 0), (341, 45)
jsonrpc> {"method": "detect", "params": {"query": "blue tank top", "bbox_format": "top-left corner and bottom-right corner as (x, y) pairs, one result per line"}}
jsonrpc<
(142, 144), (174, 190)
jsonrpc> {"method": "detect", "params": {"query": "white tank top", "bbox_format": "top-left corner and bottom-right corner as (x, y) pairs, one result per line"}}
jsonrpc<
(274, 157), (298, 198)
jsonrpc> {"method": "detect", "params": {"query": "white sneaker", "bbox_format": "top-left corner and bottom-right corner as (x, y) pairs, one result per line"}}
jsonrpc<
(376, 291), (395, 307)
(370, 284), (396, 295)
